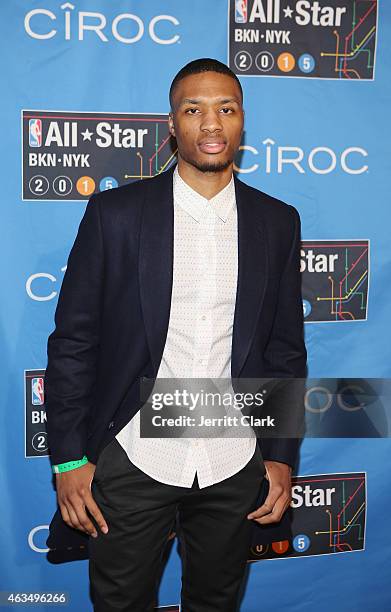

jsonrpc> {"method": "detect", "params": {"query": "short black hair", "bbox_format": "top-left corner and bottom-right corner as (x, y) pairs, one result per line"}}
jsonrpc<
(169, 58), (243, 111)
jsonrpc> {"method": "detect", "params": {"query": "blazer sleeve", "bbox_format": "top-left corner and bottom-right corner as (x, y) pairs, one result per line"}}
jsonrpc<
(45, 194), (104, 466)
(261, 205), (307, 469)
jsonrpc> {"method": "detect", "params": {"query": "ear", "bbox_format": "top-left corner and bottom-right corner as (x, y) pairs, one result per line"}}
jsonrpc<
(168, 112), (176, 137)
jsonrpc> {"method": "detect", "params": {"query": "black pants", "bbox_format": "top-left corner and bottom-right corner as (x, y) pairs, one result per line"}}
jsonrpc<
(88, 439), (266, 612)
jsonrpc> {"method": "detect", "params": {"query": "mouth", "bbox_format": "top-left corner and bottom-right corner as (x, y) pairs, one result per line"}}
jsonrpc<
(198, 140), (227, 154)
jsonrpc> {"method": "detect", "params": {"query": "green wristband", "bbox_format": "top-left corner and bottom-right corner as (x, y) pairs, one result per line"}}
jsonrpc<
(52, 456), (88, 474)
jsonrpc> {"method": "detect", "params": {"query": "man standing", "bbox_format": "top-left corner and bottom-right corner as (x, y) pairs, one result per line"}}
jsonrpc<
(45, 58), (307, 611)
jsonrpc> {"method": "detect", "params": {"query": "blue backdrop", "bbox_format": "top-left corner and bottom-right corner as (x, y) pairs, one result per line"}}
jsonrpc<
(1, 1), (390, 610)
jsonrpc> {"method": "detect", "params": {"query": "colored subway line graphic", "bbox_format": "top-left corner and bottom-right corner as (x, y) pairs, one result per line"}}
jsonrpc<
(321, 1), (377, 79)
(301, 240), (369, 322)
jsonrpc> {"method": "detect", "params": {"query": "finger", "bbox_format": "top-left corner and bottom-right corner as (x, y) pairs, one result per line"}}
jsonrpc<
(59, 502), (73, 529)
(252, 496), (291, 525)
(71, 498), (99, 537)
(64, 502), (86, 533)
(64, 491), (97, 536)
(247, 485), (284, 519)
(84, 492), (109, 534)
(247, 500), (273, 520)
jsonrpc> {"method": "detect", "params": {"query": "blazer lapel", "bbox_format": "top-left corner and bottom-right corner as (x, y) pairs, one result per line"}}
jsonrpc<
(139, 166), (175, 376)
(231, 176), (269, 378)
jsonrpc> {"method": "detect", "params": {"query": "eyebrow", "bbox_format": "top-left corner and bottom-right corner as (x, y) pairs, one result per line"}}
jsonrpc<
(180, 97), (240, 106)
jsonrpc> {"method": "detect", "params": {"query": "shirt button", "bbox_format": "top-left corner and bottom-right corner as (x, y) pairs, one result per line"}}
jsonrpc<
(201, 315), (207, 320)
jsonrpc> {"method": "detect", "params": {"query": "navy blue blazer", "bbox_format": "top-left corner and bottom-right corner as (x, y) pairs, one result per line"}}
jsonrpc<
(45, 164), (307, 557)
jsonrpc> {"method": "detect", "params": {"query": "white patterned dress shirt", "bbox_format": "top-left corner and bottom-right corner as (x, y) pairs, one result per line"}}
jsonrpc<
(115, 166), (257, 488)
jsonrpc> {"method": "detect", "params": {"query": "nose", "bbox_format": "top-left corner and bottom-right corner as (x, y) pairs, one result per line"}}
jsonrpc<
(200, 108), (223, 133)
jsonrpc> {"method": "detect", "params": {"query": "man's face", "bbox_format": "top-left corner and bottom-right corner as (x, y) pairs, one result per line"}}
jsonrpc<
(169, 71), (244, 173)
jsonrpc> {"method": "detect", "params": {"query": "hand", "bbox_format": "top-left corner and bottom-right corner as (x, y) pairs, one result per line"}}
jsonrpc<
(56, 461), (109, 537)
(247, 460), (292, 524)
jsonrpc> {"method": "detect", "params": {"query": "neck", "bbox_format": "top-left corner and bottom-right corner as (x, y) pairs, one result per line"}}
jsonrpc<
(176, 157), (233, 199)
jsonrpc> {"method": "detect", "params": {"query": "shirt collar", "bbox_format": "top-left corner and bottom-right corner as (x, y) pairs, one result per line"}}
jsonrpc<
(173, 166), (236, 223)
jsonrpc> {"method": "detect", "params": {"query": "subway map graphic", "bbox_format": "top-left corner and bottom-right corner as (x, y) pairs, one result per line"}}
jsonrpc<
(22, 110), (176, 201)
(250, 472), (366, 560)
(229, 0), (378, 79)
(301, 240), (369, 322)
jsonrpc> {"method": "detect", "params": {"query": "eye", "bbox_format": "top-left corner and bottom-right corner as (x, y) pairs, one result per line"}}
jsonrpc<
(220, 107), (234, 114)
(185, 108), (200, 114)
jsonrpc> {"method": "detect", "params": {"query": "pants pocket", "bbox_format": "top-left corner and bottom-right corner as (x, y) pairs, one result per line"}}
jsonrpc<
(93, 438), (117, 483)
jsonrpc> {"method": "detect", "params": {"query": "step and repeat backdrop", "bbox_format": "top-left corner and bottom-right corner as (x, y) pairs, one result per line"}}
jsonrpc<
(1, 1), (391, 611)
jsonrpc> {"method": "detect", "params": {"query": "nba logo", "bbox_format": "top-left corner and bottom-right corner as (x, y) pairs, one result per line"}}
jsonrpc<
(235, 0), (248, 23)
(32, 377), (44, 405)
(29, 119), (42, 147)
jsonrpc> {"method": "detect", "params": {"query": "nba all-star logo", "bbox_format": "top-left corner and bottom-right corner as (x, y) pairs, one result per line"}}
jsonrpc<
(228, 0), (378, 79)
(22, 110), (176, 201)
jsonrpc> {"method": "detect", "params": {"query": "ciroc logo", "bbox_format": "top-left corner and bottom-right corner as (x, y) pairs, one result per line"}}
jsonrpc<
(24, 3), (180, 45)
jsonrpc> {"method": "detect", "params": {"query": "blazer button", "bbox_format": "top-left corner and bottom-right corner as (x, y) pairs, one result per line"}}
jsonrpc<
(108, 421), (115, 429)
